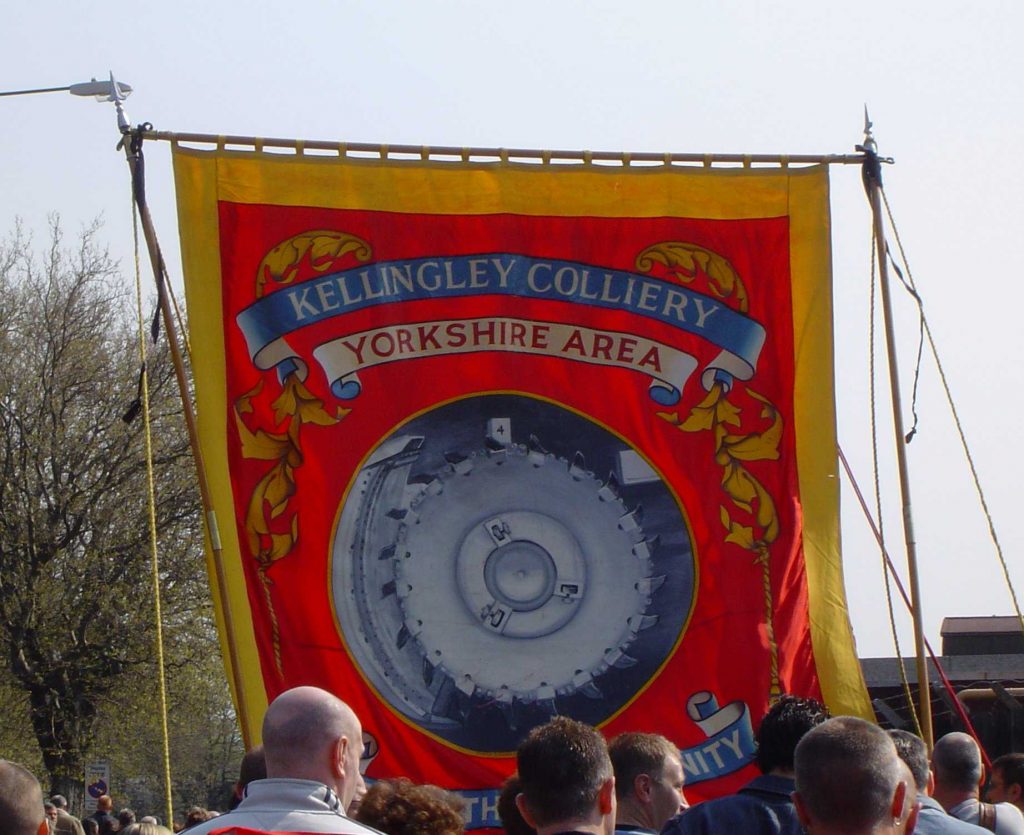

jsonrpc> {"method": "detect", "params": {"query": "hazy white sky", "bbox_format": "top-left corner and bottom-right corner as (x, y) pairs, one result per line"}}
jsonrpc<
(3, 0), (1023, 659)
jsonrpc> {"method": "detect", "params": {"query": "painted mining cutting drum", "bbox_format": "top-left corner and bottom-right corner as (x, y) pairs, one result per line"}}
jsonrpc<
(332, 394), (694, 751)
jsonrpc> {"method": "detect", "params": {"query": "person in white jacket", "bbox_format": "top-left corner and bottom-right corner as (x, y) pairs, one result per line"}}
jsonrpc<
(186, 686), (379, 835)
(933, 733), (1024, 835)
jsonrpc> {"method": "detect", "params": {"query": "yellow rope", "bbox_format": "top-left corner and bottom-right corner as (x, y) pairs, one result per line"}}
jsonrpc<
(131, 193), (175, 825)
(757, 546), (781, 702)
(868, 232), (922, 736)
(881, 187), (1024, 641)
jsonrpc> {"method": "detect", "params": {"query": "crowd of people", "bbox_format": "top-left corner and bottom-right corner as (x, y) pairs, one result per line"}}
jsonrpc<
(5, 687), (1024, 835)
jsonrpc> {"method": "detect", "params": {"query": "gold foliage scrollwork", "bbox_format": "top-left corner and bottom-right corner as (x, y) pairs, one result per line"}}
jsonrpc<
(235, 376), (350, 675)
(256, 230), (372, 298)
(635, 242), (749, 313)
(235, 228), (369, 675)
(660, 383), (784, 700)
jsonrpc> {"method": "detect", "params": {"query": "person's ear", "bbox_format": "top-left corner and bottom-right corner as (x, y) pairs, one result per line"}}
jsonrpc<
(332, 735), (349, 779)
(1009, 783), (1022, 804)
(927, 771), (935, 797)
(890, 780), (909, 828)
(38, 822), (48, 835)
(516, 793), (538, 828)
(634, 773), (653, 803)
(980, 763), (988, 791)
(599, 776), (616, 815)
(792, 791), (812, 829)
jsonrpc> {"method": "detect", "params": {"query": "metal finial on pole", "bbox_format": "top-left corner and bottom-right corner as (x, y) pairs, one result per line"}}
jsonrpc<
(101, 72), (133, 134)
(859, 116), (934, 749)
(862, 105), (877, 154)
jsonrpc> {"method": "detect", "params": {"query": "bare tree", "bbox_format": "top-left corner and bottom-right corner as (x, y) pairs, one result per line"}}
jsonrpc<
(0, 219), (206, 802)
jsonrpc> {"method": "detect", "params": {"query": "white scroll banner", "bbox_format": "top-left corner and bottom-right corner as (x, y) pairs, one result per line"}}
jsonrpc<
(313, 317), (699, 403)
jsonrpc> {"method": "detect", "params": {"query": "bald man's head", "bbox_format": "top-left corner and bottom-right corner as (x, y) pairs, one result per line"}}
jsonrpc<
(262, 686), (363, 807)
(0, 760), (46, 835)
(932, 733), (983, 794)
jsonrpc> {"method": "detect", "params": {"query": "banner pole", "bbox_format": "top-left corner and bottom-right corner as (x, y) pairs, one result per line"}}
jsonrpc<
(119, 125), (255, 749)
(141, 128), (871, 167)
(860, 120), (934, 750)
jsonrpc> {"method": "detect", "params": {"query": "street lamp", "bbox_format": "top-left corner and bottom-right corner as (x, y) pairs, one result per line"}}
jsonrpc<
(0, 73), (131, 101)
(1, 72), (132, 129)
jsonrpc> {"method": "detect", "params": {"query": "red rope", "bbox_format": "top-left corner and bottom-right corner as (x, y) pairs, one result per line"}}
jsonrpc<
(837, 445), (991, 768)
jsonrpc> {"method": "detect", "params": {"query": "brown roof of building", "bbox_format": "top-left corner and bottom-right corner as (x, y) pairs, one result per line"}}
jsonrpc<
(941, 616), (1024, 635)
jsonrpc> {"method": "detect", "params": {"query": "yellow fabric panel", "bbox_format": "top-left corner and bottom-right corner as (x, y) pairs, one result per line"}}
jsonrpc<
(173, 146), (810, 218)
(788, 172), (873, 719)
(173, 149), (268, 743)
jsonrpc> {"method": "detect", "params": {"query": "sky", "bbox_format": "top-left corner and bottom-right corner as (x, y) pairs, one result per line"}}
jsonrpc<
(2, 0), (1023, 662)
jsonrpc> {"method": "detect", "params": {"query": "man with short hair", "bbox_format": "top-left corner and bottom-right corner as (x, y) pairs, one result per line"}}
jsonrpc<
(608, 732), (686, 835)
(933, 733), (1024, 835)
(498, 774), (535, 835)
(0, 759), (48, 835)
(116, 810), (136, 832)
(44, 802), (59, 833)
(516, 716), (616, 835)
(228, 745), (267, 811)
(662, 694), (829, 835)
(889, 729), (987, 834)
(184, 686), (377, 835)
(50, 796), (85, 835)
(88, 797), (116, 835)
(792, 716), (918, 835)
(989, 755), (1024, 816)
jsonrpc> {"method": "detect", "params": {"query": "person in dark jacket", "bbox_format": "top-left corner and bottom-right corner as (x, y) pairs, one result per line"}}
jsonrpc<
(88, 797), (116, 835)
(660, 695), (829, 835)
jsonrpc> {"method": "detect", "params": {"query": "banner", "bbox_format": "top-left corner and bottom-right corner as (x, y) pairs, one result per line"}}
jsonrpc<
(173, 148), (871, 814)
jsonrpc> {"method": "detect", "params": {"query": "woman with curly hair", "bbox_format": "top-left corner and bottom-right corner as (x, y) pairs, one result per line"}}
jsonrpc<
(355, 778), (465, 835)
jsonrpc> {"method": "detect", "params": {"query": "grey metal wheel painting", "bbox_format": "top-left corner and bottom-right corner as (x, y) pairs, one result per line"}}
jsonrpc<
(331, 394), (695, 751)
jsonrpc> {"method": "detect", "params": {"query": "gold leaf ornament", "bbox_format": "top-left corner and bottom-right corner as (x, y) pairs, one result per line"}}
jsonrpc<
(641, 236), (783, 699)
(234, 385), (292, 461)
(721, 413), (782, 461)
(722, 462), (757, 511)
(237, 374), (345, 568)
(680, 386), (723, 432)
(675, 382), (784, 698)
(236, 379), (262, 415)
(244, 463), (295, 560)
(256, 230), (372, 298)
(752, 478), (779, 543)
(235, 231), (370, 677)
(720, 505), (732, 531)
(272, 375), (339, 427)
(681, 405), (714, 433)
(725, 522), (755, 550)
(635, 242), (749, 313)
